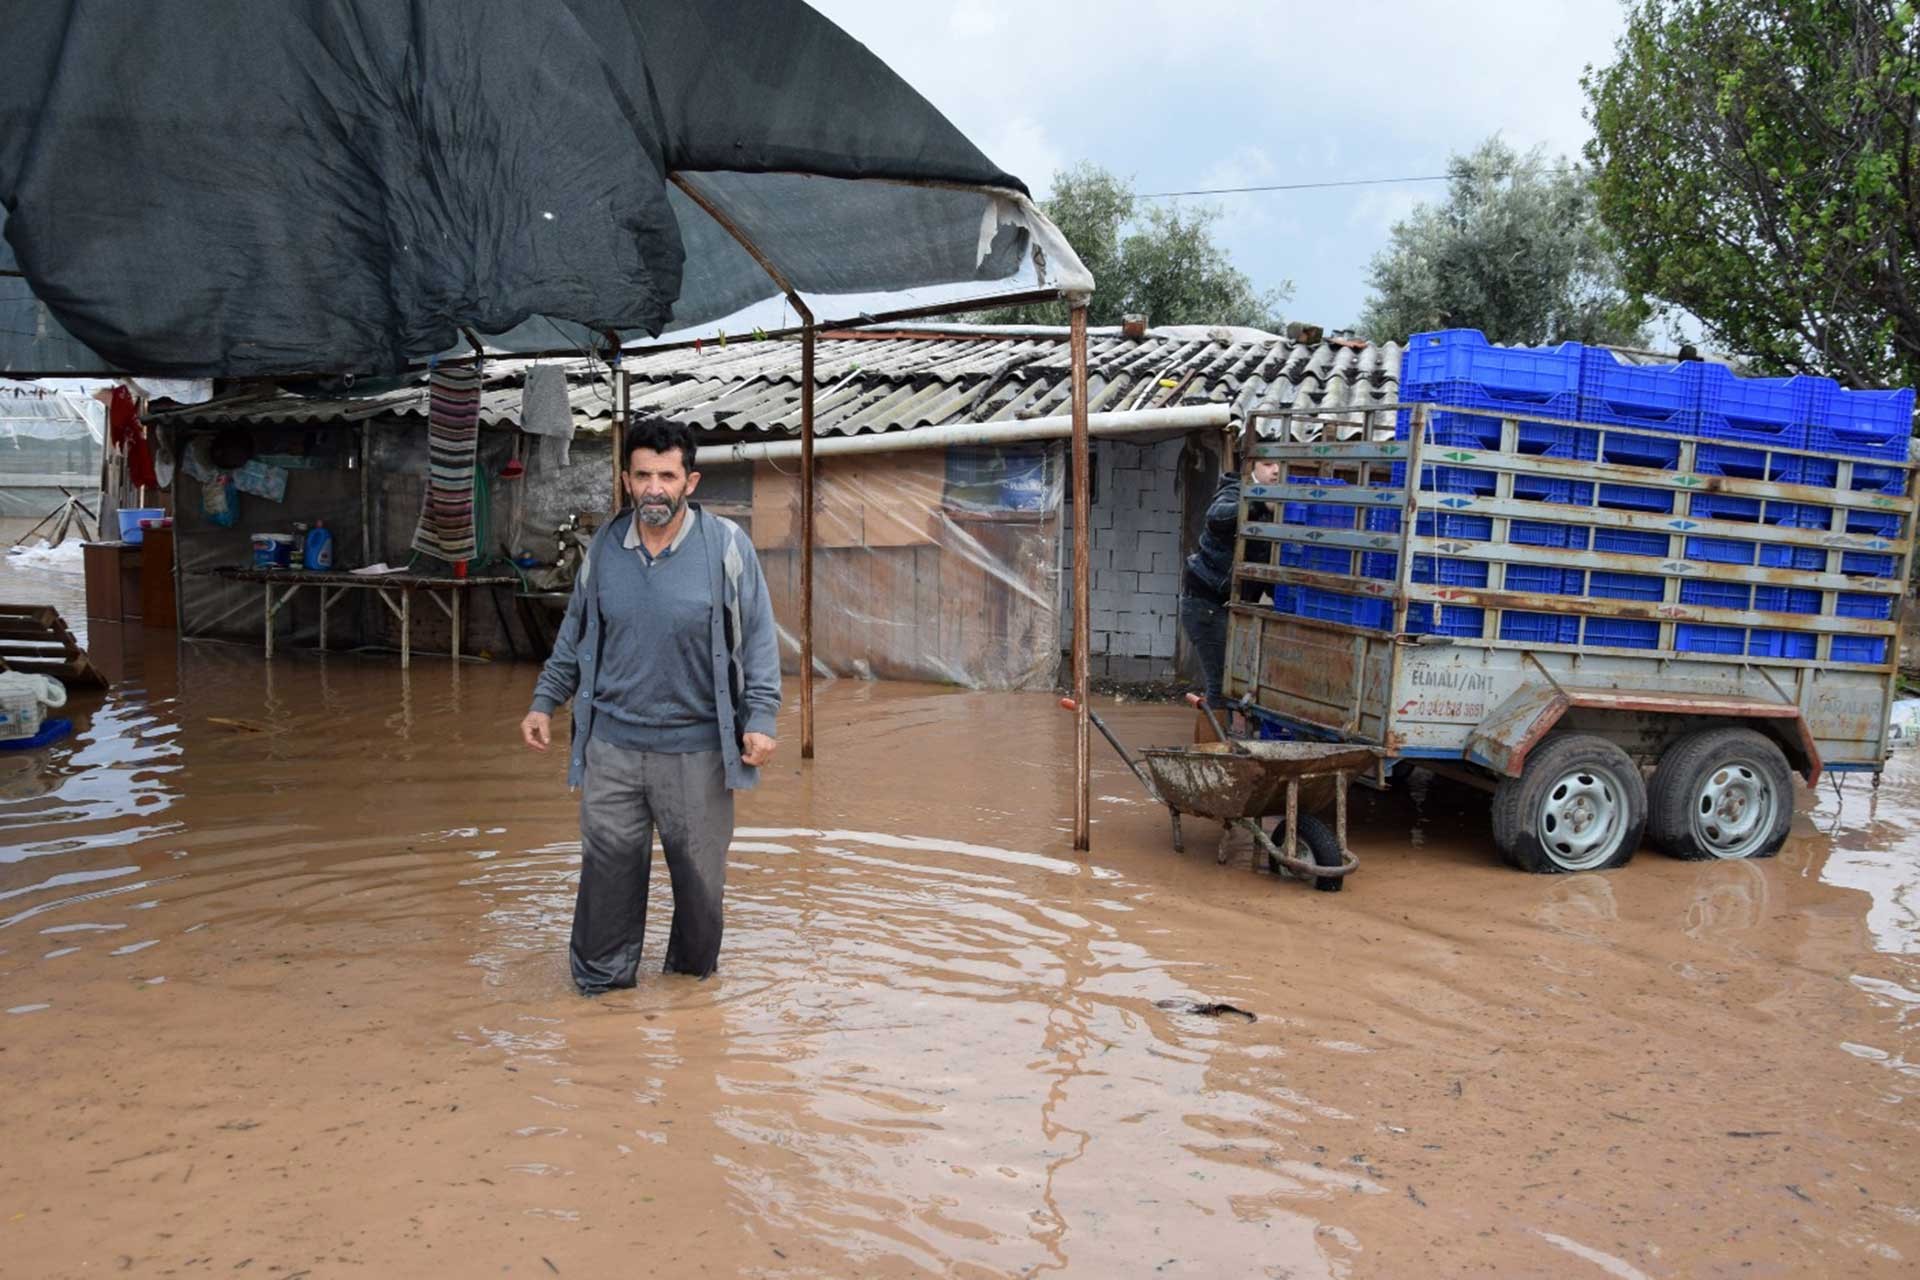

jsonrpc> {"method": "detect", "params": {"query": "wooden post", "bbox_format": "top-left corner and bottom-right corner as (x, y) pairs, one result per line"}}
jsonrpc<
(800, 323), (816, 760)
(1070, 303), (1092, 851)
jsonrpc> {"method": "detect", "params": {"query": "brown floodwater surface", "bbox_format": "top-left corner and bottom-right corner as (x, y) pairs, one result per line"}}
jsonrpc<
(2, 561), (1919, 1277)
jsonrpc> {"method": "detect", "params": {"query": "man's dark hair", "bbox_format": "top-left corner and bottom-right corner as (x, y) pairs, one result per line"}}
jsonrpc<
(625, 415), (697, 473)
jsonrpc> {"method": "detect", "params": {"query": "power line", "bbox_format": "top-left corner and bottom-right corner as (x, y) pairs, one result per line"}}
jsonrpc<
(1135, 168), (1579, 199)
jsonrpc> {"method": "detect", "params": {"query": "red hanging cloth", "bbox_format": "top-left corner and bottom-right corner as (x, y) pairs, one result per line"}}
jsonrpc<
(108, 385), (160, 490)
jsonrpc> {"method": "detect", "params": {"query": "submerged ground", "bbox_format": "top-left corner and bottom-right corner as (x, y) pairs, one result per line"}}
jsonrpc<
(2, 552), (1918, 1278)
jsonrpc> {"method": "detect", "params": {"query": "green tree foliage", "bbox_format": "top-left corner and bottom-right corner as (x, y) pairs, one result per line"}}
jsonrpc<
(1585, 0), (1920, 389)
(973, 163), (1288, 328)
(1359, 138), (1649, 346)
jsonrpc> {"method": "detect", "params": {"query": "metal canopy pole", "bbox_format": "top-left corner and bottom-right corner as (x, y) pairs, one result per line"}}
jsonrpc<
(1069, 302), (1093, 851)
(671, 175), (821, 763)
(800, 322), (817, 759)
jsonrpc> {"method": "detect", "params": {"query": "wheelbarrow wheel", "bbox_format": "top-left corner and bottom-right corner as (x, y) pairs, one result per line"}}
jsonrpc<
(1268, 813), (1345, 893)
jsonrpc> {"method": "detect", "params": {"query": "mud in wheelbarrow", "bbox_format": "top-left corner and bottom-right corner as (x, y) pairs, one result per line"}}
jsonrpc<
(1066, 699), (1377, 891)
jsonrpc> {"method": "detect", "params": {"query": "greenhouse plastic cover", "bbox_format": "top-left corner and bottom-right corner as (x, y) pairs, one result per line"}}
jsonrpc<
(0, 0), (1090, 378)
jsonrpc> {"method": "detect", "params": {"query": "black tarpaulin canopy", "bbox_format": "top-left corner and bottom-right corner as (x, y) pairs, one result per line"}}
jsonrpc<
(0, 0), (1091, 377)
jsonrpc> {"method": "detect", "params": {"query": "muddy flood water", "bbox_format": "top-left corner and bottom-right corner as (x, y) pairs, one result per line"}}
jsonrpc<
(3, 559), (1919, 1278)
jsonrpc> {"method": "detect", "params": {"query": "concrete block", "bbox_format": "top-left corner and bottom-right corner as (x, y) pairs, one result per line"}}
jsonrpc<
(1137, 531), (1179, 560)
(1140, 571), (1180, 596)
(1117, 570), (1139, 592)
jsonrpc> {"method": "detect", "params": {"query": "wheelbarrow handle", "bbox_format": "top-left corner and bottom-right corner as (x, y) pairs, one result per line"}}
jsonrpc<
(1183, 693), (1249, 755)
(1059, 698), (1161, 802)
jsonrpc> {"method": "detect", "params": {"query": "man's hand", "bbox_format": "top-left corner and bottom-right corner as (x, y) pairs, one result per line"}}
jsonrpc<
(521, 710), (552, 752)
(741, 732), (777, 767)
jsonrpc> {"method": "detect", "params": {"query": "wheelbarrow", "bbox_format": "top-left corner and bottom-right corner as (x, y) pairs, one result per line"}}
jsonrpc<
(1063, 697), (1374, 891)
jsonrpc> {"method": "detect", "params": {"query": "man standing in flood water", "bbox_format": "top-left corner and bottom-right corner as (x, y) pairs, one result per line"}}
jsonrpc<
(520, 417), (782, 992)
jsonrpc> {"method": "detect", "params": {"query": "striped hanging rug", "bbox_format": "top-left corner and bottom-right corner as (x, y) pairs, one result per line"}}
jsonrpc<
(411, 364), (482, 563)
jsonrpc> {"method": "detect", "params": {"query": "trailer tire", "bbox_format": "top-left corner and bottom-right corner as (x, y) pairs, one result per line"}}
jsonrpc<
(1268, 813), (1345, 892)
(1491, 734), (1644, 874)
(1647, 728), (1794, 861)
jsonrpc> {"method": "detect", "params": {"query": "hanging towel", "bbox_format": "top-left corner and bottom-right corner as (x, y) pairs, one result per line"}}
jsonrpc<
(520, 364), (574, 469)
(411, 364), (483, 562)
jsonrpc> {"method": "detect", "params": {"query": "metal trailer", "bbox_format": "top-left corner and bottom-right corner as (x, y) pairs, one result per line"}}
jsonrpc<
(1223, 401), (1920, 873)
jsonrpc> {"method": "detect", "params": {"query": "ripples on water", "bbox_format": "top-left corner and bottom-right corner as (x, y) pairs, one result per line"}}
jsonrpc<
(3, 568), (1920, 1275)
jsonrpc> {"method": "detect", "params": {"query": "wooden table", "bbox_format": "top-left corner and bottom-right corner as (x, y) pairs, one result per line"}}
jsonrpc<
(210, 567), (518, 668)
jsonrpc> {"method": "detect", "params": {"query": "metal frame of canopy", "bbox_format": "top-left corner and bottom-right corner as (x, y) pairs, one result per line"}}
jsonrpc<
(3, 190), (1106, 854)
(650, 174), (1098, 850)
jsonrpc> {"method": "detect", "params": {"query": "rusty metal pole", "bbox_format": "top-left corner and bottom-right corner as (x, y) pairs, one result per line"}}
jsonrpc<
(800, 323), (816, 760)
(1070, 302), (1093, 850)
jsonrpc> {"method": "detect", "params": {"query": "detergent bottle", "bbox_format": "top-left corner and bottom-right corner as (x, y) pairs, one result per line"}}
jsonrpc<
(0, 672), (66, 742)
(306, 520), (335, 571)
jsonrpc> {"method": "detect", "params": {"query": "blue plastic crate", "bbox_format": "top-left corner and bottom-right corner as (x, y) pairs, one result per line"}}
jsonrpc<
(1578, 350), (1702, 431)
(1296, 587), (1392, 630)
(1681, 580), (1752, 611)
(1597, 483), (1674, 513)
(1693, 364), (1824, 448)
(1837, 592), (1895, 620)
(1589, 571), (1665, 601)
(1401, 330), (1583, 411)
(1413, 512), (1495, 540)
(1677, 624), (1746, 655)
(1269, 584), (1299, 615)
(1583, 617), (1660, 650)
(1595, 526), (1670, 557)
(1412, 555), (1490, 587)
(1694, 445), (1839, 487)
(1845, 509), (1902, 538)
(1397, 403), (1503, 450)
(1748, 629), (1818, 660)
(1831, 635), (1890, 664)
(1689, 493), (1760, 523)
(1517, 423), (1599, 458)
(1360, 552), (1397, 581)
(1849, 464), (1911, 495)
(1758, 542), (1828, 571)
(1753, 586), (1819, 615)
(1500, 611), (1581, 645)
(1505, 563), (1584, 595)
(1600, 431), (1682, 470)
(1842, 551), (1899, 578)
(1807, 383), (1915, 461)
(1508, 519), (1588, 549)
(1253, 715), (1295, 741)
(1404, 602), (1486, 638)
(1687, 536), (1757, 565)
(1763, 500), (1832, 530)
(1512, 475), (1592, 506)
(1281, 543), (1354, 575)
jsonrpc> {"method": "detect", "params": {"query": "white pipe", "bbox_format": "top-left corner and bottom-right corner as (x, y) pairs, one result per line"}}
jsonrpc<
(702, 404), (1230, 464)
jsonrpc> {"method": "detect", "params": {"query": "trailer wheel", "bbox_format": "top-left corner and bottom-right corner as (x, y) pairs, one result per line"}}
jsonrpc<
(1268, 813), (1345, 892)
(1491, 734), (1645, 874)
(1647, 728), (1794, 861)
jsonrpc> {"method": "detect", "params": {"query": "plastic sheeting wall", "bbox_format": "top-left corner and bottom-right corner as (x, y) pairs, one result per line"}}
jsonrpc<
(740, 444), (1063, 691)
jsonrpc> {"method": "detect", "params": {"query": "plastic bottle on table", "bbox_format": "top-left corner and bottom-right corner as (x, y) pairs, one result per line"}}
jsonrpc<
(306, 520), (334, 571)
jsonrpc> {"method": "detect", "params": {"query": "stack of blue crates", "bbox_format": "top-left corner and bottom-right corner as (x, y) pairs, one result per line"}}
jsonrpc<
(1263, 328), (1913, 663)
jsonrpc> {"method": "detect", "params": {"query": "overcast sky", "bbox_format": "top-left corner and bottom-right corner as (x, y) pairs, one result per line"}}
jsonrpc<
(811, 0), (1630, 332)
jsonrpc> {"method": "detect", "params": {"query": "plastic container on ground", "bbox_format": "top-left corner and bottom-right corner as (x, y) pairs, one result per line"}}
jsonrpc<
(1805, 383), (1916, 461)
(0, 672), (66, 742)
(1577, 351), (1702, 432)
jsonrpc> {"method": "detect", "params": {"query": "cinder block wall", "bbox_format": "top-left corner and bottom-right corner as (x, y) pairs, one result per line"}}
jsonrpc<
(1061, 436), (1195, 682)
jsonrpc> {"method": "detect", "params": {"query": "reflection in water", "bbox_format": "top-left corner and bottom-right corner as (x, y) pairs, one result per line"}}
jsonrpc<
(2, 572), (1920, 1275)
(1813, 767), (1920, 954)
